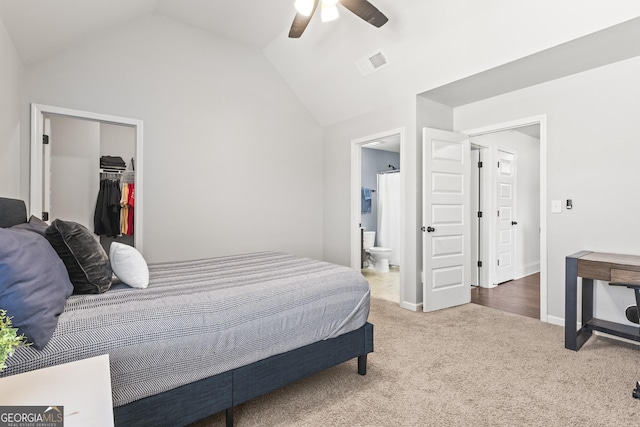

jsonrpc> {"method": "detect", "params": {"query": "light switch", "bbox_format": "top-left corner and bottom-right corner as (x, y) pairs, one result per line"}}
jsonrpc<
(551, 200), (562, 213)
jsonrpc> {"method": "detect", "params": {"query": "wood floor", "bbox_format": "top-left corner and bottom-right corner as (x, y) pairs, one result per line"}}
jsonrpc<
(471, 273), (540, 319)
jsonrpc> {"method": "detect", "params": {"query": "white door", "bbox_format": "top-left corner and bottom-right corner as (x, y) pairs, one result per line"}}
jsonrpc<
(422, 128), (471, 312)
(495, 150), (516, 284)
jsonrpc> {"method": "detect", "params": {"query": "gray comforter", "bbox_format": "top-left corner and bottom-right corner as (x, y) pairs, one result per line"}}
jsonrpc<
(2, 252), (370, 406)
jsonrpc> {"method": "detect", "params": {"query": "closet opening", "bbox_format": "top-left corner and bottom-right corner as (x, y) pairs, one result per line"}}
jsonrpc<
(30, 104), (144, 254)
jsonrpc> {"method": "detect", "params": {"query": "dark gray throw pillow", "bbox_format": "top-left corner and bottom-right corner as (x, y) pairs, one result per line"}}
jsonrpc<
(10, 215), (49, 237)
(0, 228), (74, 350)
(45, 219), (113, 294)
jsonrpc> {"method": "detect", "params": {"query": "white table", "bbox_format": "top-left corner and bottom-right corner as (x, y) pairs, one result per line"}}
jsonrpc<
(0, 354), (114, 427)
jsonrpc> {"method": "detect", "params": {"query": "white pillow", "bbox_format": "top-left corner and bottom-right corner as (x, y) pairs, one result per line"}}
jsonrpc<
(109, 242), (149, 289)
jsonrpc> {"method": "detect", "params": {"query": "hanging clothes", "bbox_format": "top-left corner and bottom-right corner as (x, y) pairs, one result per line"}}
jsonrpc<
(94, 177), (122, 237)
(127, 183), (135, 235)
(120, 183), (129, 235)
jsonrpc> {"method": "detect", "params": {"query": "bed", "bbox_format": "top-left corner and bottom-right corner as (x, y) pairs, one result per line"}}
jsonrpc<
(0, 197), (374, 426)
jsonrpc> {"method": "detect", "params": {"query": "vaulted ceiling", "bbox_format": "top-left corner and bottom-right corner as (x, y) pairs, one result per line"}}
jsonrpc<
(1, 1), (640, 126)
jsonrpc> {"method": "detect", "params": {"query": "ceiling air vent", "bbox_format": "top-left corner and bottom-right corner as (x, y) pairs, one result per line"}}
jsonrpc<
(356, 50), (389, 76)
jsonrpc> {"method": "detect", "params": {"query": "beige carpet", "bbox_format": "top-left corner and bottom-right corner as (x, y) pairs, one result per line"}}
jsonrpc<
(191, 298), (640, 426)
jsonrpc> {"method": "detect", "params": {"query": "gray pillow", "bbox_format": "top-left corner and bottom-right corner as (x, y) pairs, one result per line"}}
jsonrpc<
(45, 219), (113, 294)
(10, 215), (49, 237)
(0, 228), (74, 350)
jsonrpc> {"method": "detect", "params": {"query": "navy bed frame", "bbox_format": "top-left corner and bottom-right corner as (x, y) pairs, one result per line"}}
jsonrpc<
(114, 323), (373, 427)
(0, 197), (374, 427)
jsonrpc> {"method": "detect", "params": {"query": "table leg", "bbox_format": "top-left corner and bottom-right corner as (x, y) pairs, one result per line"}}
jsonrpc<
(565, 256), (579, 350)
(582, 278), (594, 331)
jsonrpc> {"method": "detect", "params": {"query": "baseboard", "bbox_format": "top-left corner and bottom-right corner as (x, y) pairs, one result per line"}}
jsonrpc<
(515, 262), (540, 280)
(546, 315), (640, 347)
(592, 330), (640, 346)
(400, 301), (422, 312)
(547, 315), (564, 327)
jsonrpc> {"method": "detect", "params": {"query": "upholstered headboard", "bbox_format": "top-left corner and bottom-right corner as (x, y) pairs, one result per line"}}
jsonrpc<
(0, 197), (27, 228)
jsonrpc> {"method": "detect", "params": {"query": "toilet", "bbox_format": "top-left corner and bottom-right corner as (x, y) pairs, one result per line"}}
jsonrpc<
(363, 231), (393, 273)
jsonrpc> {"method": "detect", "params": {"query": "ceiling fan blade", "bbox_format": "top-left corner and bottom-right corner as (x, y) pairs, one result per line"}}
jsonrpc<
(289, 0), (321, 38)
(339, 0), (388, 28)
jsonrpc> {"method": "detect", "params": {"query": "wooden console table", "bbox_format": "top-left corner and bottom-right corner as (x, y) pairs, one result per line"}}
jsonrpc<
(565, 251), (640, 351)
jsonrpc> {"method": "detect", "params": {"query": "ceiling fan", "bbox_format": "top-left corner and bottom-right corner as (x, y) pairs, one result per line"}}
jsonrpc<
(289, 0), (388, 38)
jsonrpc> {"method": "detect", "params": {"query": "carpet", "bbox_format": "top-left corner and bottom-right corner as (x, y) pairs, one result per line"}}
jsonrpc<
(191, 298), (640, 426)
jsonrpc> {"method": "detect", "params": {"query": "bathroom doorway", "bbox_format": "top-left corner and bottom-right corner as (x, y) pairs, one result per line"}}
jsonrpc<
(351, 129), (404, 305)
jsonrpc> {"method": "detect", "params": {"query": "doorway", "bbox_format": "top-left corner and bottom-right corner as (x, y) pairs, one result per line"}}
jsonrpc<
(464, 117), (546, 320)
(351, 128), (405, 306)
(30, 103), (145, 253)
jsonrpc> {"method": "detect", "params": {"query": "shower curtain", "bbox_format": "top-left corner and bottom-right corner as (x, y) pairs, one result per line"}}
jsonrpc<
(376, 172), (401, 266)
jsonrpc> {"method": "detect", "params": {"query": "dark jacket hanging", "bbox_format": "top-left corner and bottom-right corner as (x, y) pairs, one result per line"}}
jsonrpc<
(94, 179), (121, 237)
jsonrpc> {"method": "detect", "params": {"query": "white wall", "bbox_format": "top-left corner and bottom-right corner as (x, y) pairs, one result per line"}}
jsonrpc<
(323, 95), (453, 309)
(23, 14), (323, 263)
(0, 15), (23, 199)
(324, 97), (418, 307)
(455, 55), (640, 325)
(100, 122), (135, 164)
(49, 116), (100, 229)
(471, 130), (541, 280)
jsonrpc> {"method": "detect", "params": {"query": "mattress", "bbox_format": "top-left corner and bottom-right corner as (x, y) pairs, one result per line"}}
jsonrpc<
(1, 252), (370, 407)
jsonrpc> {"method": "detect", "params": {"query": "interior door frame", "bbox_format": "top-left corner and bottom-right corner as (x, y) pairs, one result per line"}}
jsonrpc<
(350, 127), (408, 308)
(30, 103), (145, 254)
(470, 143), (492, 288)
(462, 114), (548, 322)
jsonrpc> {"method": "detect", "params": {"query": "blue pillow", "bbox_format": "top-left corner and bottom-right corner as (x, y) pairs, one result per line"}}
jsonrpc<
(0, 228), (73, 350)
(10, 215), (49, 237)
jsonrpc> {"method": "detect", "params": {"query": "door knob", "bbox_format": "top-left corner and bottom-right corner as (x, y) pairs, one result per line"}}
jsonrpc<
(426, 226), (435, 233)
(511, 221), (518, 225)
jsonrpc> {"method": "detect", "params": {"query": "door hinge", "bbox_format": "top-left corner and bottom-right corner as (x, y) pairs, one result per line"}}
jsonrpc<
(497, 259), (500, 266)
(43, 135), (49, 145)
(497, 161), (500, 168)
(477, 261), (482, 267)
(477, 161), (483, 168)
(497, 210), (500, 217)
(477, 211), (483, 218)
(42, 211), (49, 221)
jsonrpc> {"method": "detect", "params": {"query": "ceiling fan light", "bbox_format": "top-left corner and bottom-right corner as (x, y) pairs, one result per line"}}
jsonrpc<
(321, 3), (339, 22)
(294, 0), (315, 17)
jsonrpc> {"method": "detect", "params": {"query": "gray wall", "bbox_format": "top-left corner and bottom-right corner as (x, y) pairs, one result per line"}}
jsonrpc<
(0, 15), (23, 199)
(22, 13), (323, 263)
(360, 148), (400, 234)
(455, 55), (640, 325)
